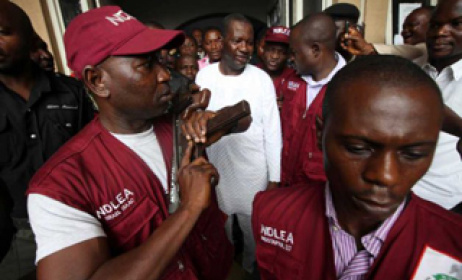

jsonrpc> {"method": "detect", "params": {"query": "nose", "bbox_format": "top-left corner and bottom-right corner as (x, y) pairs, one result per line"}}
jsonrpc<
(436, 23), (450, 36)
(157, 65), (171, 83)
(363, 151), (399, 188)
(270, 50), (280, 60)
(211, 41), (219, 51)
(238, 41), (251, 54)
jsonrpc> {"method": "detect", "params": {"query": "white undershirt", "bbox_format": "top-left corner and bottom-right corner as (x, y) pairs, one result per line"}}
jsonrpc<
(28, 126), (168, 263)
(111, 126), (167, 192)
(302, 53), (346, 109)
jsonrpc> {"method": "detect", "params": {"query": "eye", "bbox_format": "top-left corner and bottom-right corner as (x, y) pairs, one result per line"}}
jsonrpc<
(344, 143), (372, 156)
(452, 20), (462, 28)
(429, 22), (441, 30)
(399, 147), (431, 161)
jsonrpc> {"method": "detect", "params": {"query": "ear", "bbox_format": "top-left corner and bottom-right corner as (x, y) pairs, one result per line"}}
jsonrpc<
(82, 65), (109, 98)
(312, 42), (321, 58)
(258, 41), (265, 55)
(315, 115), (324, 151)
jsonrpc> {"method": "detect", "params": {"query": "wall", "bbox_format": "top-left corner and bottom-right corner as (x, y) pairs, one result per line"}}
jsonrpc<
(113, 0), (271, 29)
(331, 0), (390, 43)
(11, 0), (53, 53)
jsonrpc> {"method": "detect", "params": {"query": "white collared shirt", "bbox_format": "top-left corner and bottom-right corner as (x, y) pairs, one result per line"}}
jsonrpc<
(195, 63), (282, 216)
(413, 59), (462, 209)
(302, 53), (346, 109)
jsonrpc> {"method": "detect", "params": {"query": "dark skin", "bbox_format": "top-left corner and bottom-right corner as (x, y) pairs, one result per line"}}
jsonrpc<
(30, 34), (54, 72)
(175, 55), (198, 81)
(37, 52), (220, 280)
(179, 35), (198, 57)
(427, 0), (462, 73)
(289, 13), (338, 81)
(317, 81), (442, 246)
(332, 18), (358, 61)
(401, 8), (431, 45)
(219, 20), (254, 76)
(0, 1), (36, 100)
(203, 29), (223, 63)
(261, 42), (289, 78)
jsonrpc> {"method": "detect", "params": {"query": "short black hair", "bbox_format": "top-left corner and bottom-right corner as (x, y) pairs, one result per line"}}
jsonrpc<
(203, 26), (222, 40)
(323, 55), (443, 121)
(324, 3), (360, 23)
(222, 13), (253, 37)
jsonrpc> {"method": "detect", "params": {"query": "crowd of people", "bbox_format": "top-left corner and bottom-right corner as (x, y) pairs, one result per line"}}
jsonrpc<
(0, 0), (462, 279)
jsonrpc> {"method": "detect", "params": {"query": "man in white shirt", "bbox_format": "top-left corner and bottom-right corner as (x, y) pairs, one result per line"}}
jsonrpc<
(195, 13), (282, 275)
(412, 0), (462, 211)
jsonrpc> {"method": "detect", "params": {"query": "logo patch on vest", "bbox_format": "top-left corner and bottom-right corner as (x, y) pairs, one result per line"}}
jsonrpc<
(260, 224), (294, 252)
(96, 188), (135, 221)
(287, 81), (300, 91)
(412, 246), (462, 280)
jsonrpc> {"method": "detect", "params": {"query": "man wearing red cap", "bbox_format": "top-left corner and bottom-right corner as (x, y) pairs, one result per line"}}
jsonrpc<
(259, 26), (295, 110)
(26, 6), (232, 280)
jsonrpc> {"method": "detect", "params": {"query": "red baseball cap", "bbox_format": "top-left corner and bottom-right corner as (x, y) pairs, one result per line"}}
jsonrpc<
(264, 26), (290, 44)
(64, 6), (184, 79)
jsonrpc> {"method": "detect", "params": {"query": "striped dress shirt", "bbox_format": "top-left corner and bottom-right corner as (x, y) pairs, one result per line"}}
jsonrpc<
(325, 186), (406, 280)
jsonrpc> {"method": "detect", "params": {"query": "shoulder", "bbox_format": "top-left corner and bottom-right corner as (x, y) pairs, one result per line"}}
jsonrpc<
(28, 119), (101, 193)
(48, 72), (85, 91)
(411, 193), (462, 230)
(197, 63), (219, 76)
(253, 185), (324, 221)
(246, 65), (271, 79)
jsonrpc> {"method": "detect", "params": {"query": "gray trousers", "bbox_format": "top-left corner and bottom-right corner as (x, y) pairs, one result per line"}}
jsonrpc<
(0, 221), (36, 280)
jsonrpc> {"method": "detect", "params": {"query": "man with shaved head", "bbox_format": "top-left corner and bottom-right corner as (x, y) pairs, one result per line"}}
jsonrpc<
(280, 13), (345, 188)
(0, 1), (94, 278)
(253, 55), (462, 279)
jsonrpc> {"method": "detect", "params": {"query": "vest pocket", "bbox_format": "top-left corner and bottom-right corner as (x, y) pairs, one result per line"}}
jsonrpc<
(256, 244), (302, 280)
(106, 196), (160, 252)
(302, 151), (326, 183)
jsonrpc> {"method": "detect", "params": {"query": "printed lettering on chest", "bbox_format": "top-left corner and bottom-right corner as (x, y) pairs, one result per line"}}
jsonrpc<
(95, 188), (136, 221)
(287, 81), (300, 91)
(46, 104), (78, 110)
(260, 224), (294, 252)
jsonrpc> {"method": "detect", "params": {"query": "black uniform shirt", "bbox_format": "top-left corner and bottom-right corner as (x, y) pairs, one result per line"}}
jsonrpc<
(0, 68), (94, 218)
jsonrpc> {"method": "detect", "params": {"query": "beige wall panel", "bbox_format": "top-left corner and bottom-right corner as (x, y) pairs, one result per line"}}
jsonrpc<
(364, 0), (389, 43)
(10, 0), (66, 73)
(10, 0), (53, 53)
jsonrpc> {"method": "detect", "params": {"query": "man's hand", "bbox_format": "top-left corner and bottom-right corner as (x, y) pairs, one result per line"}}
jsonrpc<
(181, 110), (218, 144)
(180, 88), (211, 120)
(341, 27), (377, 56)
(178, 142), (219, 212)
(266, 182), (279, 191)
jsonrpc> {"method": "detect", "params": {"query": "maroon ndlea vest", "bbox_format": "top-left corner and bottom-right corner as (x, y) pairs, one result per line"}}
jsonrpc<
(28, 117), (233, 280)
(252, 185), (462, 280)
(280, 73), (327, 188)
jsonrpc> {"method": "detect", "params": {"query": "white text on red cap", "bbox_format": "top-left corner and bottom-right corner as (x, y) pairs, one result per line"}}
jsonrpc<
(105, 10), (134, 26)
(272, 28), (290, 36)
